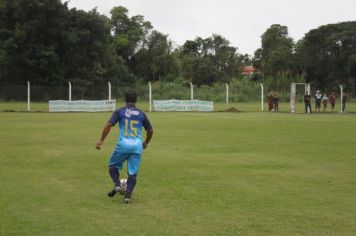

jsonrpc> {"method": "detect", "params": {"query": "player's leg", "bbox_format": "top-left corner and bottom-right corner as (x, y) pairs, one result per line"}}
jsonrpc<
(124, 174), (137, 203)
(107, 151), (129, 197)
(124, 153), (142, 203)
(109, 166), (120, 186)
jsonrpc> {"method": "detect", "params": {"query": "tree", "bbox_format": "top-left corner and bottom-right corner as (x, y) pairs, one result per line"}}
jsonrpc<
(0, 0), (69, 85)
(0, 0), (128, 86)
(110, 6), (152, 63)
(300, 21), (356, 91)
(179, 34), (243, 86)
(348, 54), (356, 78)
(62, 8), (122, 86)
(260, 24), (294, 78)
(132, 30), (178, 81)
(252, 48), (263, 70)
(210, 34), (240, 82)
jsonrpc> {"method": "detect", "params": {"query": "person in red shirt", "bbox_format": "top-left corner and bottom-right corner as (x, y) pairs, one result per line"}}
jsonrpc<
(268, 91), (274, 111)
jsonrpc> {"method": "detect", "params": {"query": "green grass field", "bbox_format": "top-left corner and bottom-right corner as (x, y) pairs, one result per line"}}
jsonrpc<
(1, 109), (356, 235)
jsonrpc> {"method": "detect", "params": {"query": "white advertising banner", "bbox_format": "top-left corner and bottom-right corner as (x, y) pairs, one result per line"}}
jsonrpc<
(49, 100), (116, 112)
(153, 100), (213, 112)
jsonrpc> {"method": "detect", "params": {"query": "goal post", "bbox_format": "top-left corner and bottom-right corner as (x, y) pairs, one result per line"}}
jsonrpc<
(290, 83), (310, 113)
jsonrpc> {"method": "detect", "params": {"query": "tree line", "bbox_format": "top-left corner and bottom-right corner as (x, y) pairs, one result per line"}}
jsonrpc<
(1, 0), (355, 93)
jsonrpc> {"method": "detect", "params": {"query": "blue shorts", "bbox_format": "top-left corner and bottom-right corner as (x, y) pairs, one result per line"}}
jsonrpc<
(109, 151), (142, 175)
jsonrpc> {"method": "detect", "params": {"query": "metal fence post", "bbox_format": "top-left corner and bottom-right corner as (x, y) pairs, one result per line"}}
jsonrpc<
(339, 84), (343, 113)
(259, 83), (264, 111)
(108, 82), (111, 101)
(68, 81), (72, 101)
(225, 83), (229, 108)
(149, 81), (152, 112)
(27, 81), (30, 111)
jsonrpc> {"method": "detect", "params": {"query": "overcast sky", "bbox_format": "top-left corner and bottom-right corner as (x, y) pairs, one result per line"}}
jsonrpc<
(67, 0), (356, 55)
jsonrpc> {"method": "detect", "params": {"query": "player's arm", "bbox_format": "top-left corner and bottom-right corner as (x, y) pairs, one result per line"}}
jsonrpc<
(96, 122), (112, 150)
(142, 113), (153, 149)
(143, 129), (153, 149)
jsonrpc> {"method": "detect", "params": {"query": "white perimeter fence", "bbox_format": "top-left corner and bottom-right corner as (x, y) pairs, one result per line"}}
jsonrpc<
(0, 81), (355, 113)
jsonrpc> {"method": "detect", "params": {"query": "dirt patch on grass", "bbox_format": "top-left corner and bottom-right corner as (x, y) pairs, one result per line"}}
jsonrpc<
(220, 106), (241, 112)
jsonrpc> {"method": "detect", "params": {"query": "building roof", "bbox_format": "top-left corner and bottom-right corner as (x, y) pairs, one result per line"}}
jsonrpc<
(242, 66), (256, 75)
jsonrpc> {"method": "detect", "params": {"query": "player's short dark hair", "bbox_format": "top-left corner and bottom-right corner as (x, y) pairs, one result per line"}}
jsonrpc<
(125, 90), (137, 103)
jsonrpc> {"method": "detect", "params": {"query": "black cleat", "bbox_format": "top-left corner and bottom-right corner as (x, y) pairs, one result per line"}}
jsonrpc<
(123, 192), (132, 204)
(107, 186), (120, 197)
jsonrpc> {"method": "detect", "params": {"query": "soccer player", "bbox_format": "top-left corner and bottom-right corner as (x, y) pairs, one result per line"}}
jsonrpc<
(96, 91), (153, 204)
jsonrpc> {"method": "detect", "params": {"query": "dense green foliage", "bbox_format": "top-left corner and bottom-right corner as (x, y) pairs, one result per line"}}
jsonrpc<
(300, 22), (356, 91)
(178, 34), (249, 86)
(259, 24), (295, 77)
(1, 0), (356, 95)
(0, 0), (121, 86)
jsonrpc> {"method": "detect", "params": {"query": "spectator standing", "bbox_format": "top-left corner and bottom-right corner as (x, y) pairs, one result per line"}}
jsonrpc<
(273, 93), (279, 112)
(314, 90), (322, 112)
(322, 94), (328, 112)
(329, 92), (336, 112)
(304, 93), (312, 114)
(268, 91), (274, 111)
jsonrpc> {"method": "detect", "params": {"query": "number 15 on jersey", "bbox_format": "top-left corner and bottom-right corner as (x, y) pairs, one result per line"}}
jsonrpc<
(124, 118), (139, 137)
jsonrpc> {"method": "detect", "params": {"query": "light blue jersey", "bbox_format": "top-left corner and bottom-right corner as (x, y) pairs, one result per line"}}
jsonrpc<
(109, 104), (152, 154)
(108, 104), (152, 175)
